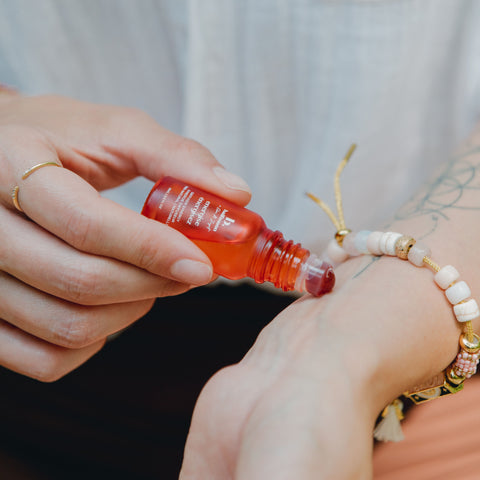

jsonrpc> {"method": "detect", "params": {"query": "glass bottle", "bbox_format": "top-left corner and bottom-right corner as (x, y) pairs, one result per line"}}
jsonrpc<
(142, 177), (335, 296)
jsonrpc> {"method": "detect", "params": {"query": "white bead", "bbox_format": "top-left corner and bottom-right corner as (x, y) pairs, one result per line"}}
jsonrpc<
(407, 242), (431, 267)
(454, 299), (480, 322)
(386, 232), (403, 256)
(353, 230), (371, 254)
(379, 232), (402, 256)
(366, 231), (383, 255)
(343, 233), (360, 256)
(326, 239), (348, 264)
(434, 265), (460, 290)
(445, 281), (471, 305)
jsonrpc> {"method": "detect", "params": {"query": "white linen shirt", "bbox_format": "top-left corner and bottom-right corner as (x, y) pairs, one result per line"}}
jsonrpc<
(1, 0), (479, 251)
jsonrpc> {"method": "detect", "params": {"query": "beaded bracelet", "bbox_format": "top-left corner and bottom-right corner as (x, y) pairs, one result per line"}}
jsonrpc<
(308, 145), (480, 442)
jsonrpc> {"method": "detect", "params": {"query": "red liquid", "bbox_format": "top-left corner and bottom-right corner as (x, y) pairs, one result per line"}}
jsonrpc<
(142, 177), (334, 295)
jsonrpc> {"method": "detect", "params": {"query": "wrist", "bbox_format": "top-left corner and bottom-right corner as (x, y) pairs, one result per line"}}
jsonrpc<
(244, 287), (384, 426)
(243, 235), (475, 430)
(240, 297), (377, 477)
(328, 248), (466, 410)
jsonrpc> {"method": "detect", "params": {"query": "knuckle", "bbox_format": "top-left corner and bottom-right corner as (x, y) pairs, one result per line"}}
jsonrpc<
(134, 236), (164, 272)
(57, 262), (106, 305)
(62, 206), (99, 252)
(51, 312), (96, 349)
(31, 350), (67, 383)
(109, 105), (153, 131)
(174, 137), (213, 161)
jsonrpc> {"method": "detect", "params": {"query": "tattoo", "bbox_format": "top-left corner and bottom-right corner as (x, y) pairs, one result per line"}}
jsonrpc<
(352, 255), (380, 279)
(353, 145), (480, 278)
(394, 145), (480, 225)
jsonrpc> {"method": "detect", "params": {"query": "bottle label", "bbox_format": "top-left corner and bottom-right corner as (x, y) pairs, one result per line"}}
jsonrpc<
(155, 182), (237, 240)
(144, 177), (291, 282)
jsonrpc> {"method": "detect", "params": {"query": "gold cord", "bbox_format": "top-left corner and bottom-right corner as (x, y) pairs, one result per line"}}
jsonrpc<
(307, 144), (356, 238)
(423, 256), (441, 272)
(305, 192), (341, 231)
(465, 321), (475, 343)
(335, 144), (356, 230)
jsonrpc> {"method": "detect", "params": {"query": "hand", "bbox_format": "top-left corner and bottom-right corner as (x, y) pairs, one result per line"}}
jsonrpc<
(0, 93), (251, 381)
(181, 249), (468, 479)
(180, 289), (377, 480)
(181, 119), (480, 480)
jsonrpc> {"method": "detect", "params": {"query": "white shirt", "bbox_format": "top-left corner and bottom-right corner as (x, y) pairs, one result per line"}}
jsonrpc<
(1, 0), (479, 251)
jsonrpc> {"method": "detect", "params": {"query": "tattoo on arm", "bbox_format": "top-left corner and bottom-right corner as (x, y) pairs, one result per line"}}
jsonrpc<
(353, 145), (480, 278)
(394, 145), (480, 225)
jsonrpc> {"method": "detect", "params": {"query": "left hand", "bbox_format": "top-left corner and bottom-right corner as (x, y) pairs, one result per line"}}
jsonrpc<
(180, 288), (378, 480)
(181, 242), (468, 479)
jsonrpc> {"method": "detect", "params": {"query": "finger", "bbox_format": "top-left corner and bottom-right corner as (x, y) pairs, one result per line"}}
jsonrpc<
(0, 129), (215, 286)
(0, 206), (190, 304)
(0, 97), (251, 205)
(121, 121), (253, 205)
(0, 319), (105, 382)
(55, 99), (252, 204)
(0, 271), (154, 348)
(24, 167), (214, 284)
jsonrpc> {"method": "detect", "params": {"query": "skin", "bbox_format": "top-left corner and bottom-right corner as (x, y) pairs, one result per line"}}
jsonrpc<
(0, 92), (251, 381)
(3, 90), (480, 477)
(181, 126), (480, 479)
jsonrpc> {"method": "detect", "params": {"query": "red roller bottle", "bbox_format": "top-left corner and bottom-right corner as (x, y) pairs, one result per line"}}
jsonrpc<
(142, 177), (335, 296)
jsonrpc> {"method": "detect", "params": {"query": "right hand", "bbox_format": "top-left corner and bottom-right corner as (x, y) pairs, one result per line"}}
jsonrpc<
(0, 92), (251, 381)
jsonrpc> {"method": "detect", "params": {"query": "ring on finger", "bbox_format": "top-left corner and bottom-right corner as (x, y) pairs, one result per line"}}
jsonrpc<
(11, 161), (62, 212)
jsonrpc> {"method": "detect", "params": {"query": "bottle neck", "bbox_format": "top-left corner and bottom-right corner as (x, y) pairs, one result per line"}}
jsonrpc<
(247, 229), (335, 296)
(247, 229), (310, 292)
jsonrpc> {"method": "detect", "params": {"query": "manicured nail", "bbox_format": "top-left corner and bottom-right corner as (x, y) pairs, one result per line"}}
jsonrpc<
(170, 259), (213, 285)
(213, 166), (251, 194)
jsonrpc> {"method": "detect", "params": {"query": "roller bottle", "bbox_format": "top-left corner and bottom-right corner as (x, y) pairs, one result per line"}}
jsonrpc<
(142, 177), (335, 296)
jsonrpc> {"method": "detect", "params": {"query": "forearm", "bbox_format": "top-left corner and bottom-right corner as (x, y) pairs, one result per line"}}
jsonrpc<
(241, 125), (480, 447)
(318, 126), (480, 414)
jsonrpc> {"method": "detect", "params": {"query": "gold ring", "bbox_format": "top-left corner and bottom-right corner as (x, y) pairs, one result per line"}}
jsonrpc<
(11, 161), (62, 212)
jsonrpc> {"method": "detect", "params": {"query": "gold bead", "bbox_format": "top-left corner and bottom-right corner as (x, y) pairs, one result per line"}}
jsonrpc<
(394, 235), (416, 260)
(445, 365), (465, 386)
(459, 333), (480, 354)
(335, 229), (351, 246)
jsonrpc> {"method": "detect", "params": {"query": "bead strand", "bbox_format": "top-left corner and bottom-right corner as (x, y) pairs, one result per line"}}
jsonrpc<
(308, 145), (480, 441)
(322, 229), (480, 402)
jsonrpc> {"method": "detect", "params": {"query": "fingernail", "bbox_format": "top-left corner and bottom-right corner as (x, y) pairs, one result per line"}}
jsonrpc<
(170, 259), (213, 285)
(213, 166), (251, 194)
